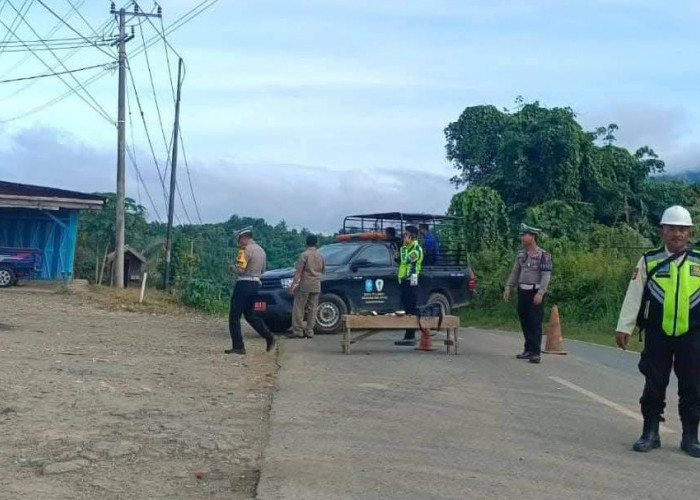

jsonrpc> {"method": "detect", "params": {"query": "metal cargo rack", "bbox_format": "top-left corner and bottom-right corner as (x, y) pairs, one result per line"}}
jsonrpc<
(340, 212), (468, 267)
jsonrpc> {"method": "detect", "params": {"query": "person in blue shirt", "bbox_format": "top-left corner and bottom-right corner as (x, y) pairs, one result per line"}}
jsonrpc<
(419, 224), (439, 266)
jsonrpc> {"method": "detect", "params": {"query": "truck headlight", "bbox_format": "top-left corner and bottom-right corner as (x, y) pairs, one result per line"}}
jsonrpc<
(280, 278), (294, 289)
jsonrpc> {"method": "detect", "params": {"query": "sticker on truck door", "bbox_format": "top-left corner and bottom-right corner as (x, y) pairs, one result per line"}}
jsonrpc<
(362, 279), (388, 305)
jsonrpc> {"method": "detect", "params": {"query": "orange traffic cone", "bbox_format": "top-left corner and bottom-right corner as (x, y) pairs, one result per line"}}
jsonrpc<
(415, 327), (436, 352)
(543, 305), (567, 355)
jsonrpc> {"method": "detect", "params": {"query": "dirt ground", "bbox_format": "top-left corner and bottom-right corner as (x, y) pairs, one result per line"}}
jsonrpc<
(0, 286), (277, 499)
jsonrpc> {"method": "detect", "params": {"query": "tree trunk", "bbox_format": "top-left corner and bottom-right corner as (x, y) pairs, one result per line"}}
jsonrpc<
(98, 247), (109, 286)
(94, 241), (100, 284)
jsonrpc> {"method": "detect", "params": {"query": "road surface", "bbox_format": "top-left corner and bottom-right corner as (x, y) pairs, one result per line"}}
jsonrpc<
(257, 327), (695, 499)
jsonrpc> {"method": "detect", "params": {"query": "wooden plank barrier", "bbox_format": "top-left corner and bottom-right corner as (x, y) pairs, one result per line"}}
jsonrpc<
(341, 314), (460, 355)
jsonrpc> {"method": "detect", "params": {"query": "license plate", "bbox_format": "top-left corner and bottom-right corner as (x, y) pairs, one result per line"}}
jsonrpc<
(253, 301), (266, 312)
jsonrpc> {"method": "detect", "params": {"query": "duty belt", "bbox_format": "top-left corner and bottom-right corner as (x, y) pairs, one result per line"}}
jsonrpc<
(518, 283), (540, 290)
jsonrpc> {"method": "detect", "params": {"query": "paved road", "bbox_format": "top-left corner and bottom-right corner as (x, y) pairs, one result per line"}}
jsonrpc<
(257, 328), (696, 499)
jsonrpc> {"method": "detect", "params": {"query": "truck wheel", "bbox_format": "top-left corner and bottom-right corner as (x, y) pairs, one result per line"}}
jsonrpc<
(265, 319), (292, 334)
(427, 292), (451, 315)
(0, 266), (16, 288)
(315, 293), (348, 334)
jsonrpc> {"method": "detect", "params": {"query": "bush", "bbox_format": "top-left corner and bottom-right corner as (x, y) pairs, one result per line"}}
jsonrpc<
(180, 278), (230, 314)
(466, 243), (640, 333)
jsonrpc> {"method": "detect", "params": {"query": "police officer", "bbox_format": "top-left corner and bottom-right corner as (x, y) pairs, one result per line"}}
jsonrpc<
(503, 223), (552, 364)
(395, 225), (424, 346)
(615, 205), (700, 458)
(227, 227), (276, 355)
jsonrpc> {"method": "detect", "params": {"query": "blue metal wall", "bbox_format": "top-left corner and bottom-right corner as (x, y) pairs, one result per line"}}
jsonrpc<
(0, 208), (79, 281)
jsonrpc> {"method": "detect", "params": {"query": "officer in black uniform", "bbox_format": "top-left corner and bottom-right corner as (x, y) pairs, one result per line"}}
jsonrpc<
(503, 224), (552, 364)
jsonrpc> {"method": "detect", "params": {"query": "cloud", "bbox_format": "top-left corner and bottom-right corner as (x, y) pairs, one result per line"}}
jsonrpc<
(0, 126), (458, 233)
(577, 102), (700, 172)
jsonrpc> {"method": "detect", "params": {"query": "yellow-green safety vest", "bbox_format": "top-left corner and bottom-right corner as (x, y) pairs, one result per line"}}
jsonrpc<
(638, 247), (700, 336)
(398, 240), (423, 283)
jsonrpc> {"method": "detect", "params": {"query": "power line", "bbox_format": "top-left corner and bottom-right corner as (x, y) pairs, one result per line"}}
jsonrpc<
(0, 36), (111, 46)
(0, 67), (111, 123)
(178, 126), (204, 224)
(0, 6), (114, 124)
(36, 0), (115, 58)
(131, 0), (219, 59)
(145, 11), (201, 225)
(0, 0), (216, 124)
(157, 16), (176, 101)
(0, 62), (115, 84)
(137, 16), (170, 169)
(0, 0), (98, 93)
(64, 0), (106, 41)
(0, 0), (34, 60)
(126, 85), (163, 223)
(4, 0), (114, 122)
(126, 59), (170, 210)
(0, 42), (116, 52)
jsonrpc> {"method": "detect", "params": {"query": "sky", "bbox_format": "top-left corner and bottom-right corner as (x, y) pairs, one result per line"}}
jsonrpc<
(0, 0), (699, 232)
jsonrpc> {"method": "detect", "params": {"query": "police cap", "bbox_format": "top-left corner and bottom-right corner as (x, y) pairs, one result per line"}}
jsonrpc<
(234, 226), (253, 240)
(519, 223), (541, 236)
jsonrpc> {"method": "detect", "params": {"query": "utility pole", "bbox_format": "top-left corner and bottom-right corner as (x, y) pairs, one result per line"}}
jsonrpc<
(110, 2), (162, 288)
(164, 57), (183, 290)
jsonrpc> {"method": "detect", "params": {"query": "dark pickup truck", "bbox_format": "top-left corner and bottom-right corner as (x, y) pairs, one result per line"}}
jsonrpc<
(256, 213), (476, 334)
(0, 247), (42, 288)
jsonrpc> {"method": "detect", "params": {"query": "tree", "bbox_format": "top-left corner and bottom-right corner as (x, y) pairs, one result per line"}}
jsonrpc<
(447, 187), (509, 254)
(445, 99), (670, 228)
(445, 105), (507, 188)
(445, 101), (587, 206)
(76, 194), (150, 283)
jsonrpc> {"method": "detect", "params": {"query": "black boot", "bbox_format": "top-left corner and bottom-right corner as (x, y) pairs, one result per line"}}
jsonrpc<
(633, 416), (661, 452)
(680, 418), (700, 458)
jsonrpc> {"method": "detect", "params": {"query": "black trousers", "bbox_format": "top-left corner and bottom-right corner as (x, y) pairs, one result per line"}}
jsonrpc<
(401, 280), (419, 340)
(229, 280), (273, 350)
(639, 328), (700, 421)
(517, 288), (544, 355)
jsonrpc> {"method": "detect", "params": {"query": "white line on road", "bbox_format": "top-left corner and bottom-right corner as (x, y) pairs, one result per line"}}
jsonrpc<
(548, 376), (676, 434)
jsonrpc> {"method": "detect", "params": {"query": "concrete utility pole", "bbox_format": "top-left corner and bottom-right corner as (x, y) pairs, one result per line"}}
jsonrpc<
(163, 57), (184, 290)
(110, 2), (162, 288)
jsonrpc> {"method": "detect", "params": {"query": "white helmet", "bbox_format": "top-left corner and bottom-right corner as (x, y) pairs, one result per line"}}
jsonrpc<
(660, 205), (693, 227)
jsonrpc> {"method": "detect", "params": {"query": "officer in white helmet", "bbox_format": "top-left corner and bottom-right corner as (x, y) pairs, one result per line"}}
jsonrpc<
(615, 205), (700, 458)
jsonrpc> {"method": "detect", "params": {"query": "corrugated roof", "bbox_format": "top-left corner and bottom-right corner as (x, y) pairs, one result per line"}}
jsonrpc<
(0, 181), (104, 202)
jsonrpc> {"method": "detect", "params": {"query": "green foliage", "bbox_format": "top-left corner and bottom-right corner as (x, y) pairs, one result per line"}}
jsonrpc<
(75, 194), (154, 283)
(446, 102), (587, 206)
(447, 186), (509, 254)
(75, 205), (332, 314)
(180, 277), (229, 314)
(444, 99), (678, 230)
(525, 200), (593, 239)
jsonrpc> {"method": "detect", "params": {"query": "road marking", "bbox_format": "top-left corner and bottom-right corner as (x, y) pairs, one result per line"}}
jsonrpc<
(548, 376), (676, 434)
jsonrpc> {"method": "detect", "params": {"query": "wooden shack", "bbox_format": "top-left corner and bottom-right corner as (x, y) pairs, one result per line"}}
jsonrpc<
(107, 245), (147, 288)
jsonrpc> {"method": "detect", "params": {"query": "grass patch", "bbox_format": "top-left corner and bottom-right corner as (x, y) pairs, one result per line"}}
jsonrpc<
(76, 285), (199, 316)
(458, 303), (644, 353)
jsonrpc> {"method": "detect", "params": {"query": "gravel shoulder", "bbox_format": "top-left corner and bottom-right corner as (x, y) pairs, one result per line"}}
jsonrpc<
(0, 286), (277, 500)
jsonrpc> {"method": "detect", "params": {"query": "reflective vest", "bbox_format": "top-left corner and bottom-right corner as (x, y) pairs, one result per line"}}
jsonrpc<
(398, 240), (423, 282)
(638, 247), (700, 336)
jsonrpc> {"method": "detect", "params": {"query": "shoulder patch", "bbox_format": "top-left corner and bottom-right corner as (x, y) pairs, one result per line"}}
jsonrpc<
(632, 268), (639, 280)
(539, 252), (552, 272)
(691, 265), (700, 278)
